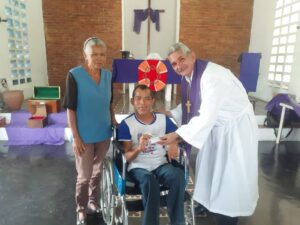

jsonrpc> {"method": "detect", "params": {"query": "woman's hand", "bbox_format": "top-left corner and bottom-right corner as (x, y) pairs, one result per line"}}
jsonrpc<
(111, 117), (118, 126)
(73, 136), (86, 156)
(112, 120), (119, 126)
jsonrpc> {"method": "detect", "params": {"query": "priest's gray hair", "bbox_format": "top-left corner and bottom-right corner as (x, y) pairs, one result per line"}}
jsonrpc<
(167, 42), (191, 56)
(83, 37), (106, 54)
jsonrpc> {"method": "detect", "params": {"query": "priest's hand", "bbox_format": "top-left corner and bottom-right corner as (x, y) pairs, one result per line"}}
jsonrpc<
(73, 136), (86, 156)
(158, 132), (179, 145)
(167, 144), (179, 160)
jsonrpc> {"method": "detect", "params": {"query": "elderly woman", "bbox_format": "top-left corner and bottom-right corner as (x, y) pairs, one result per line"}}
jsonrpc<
(63, 37), (116, 225)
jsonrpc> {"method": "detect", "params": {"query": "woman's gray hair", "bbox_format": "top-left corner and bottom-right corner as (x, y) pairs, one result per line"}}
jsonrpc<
(167, 42), (191, 56)
(83, 37), (106, 54)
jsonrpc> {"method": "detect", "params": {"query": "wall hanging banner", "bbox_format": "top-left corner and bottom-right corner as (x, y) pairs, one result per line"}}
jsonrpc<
(133, 9), (160, 33)
(138, 60), (167, 91)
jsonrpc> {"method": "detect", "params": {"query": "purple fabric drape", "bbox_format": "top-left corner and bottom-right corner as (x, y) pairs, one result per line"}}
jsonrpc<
(181, 60), (208, 124)
(133, 9), (149, 33)
(239, 52), (261, 92)
(5, 111), (67, 146)
(149, 9), (160, 32)
(133, 9), (161, 34)
(265, 94), (300, 120)
(180, 59), (208, 157)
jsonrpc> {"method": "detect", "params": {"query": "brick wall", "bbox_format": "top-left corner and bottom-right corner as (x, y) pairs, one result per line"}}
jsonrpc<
(43, 0), (253, 92)
(42, 0), (122, 93)
(180, 0), (254, 75)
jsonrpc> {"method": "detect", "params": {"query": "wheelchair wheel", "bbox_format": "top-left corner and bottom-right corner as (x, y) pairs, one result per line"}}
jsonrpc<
(114, 196), (128, 225)
(121, 203), (129, 225)
(100, 157), (115, 225)
(184, 198), (195, 225)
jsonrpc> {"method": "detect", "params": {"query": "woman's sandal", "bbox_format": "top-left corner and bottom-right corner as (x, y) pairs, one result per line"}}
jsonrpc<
(76, 211), (87, 225)
(88, 202), (101, 214)
(76, 219), (86, 225)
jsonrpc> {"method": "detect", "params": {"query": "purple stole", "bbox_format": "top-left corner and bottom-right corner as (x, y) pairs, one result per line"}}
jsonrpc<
(180, 59), (208, 157)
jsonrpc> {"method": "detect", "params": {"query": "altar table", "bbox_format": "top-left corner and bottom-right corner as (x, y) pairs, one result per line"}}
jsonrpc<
(112, 59), (181, 101)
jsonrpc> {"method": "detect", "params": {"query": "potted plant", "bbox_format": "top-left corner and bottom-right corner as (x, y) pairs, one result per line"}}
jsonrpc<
(1, 79), (24, 111)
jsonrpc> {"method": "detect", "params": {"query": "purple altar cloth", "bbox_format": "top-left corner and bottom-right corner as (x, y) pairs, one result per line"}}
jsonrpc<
(265, 94), (300, 117)
(265, 94), (300, 124)
(5, 110), (67, 145)
(112, 59), (181, 84)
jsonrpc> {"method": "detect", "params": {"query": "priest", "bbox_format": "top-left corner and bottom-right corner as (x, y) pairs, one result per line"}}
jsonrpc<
(158, 42), (259, 225)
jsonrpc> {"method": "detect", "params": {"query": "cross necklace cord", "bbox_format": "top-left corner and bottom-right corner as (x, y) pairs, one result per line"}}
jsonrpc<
(186, 82), (192, 114)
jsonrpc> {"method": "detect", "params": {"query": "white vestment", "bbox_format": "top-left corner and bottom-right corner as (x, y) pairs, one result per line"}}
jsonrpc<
(171, 62), (259, 217)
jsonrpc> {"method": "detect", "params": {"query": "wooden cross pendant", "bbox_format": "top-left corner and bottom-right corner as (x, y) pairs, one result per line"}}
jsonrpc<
(186, 100), (191, 113)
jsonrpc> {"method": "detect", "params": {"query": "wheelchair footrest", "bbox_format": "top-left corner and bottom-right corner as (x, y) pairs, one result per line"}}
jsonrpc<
(126, 195), (169, 212)
(126, 199), (144, 212)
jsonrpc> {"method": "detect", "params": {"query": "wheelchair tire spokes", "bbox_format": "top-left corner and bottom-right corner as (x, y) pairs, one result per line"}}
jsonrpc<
(100, 157), (116, 225)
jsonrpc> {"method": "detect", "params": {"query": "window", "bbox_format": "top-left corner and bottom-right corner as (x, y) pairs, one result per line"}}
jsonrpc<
(268, 0), (299, 89)
(5, 0), (31, 85)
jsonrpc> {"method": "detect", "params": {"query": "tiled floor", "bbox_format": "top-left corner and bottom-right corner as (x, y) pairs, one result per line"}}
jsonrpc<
(1, 90), (299, 225)
(0, 141), (299, 225)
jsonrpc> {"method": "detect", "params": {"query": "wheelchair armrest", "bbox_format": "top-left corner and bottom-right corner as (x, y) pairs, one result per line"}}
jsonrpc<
(112, 139), (125, 153)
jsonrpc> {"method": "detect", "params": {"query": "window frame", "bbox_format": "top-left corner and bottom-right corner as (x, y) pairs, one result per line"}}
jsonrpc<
(268, 0), (300, 89)
(4, 0), (31, 86)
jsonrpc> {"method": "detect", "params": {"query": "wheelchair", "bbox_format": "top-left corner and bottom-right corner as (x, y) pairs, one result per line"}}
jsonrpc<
(100, 139), (195, 225)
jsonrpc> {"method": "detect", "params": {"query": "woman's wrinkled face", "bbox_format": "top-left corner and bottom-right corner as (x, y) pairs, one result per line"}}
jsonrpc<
(168, 49), (196, 77)
(84, 45), (106, 71)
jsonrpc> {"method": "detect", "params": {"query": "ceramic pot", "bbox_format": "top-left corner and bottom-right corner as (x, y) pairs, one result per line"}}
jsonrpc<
(2, 90), (24, 111)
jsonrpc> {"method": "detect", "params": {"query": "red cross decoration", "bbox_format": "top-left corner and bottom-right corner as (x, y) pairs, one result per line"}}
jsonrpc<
(138, 60), (167, 92)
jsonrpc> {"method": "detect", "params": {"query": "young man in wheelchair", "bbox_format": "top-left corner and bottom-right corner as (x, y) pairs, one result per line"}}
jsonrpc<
(117, 84), (185, 225)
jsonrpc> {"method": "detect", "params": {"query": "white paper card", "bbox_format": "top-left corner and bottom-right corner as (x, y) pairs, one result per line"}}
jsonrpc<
(150, 136), (160, 144)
